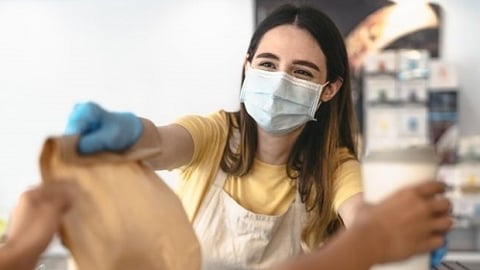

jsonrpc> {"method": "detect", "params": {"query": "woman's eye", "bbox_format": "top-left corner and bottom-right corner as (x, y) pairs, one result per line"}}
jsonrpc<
(294, 69), (313, 78)
(258, 62), (276, 70)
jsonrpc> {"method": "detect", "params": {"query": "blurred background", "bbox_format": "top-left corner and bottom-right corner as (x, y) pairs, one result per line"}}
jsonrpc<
(0, 0), (479, 267)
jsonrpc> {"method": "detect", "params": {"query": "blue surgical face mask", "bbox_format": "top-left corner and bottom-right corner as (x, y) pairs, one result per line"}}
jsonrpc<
(240, 66), (329, 135)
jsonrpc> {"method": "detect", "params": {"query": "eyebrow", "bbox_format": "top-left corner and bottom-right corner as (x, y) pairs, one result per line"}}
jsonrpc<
(255, 52), (320, 71)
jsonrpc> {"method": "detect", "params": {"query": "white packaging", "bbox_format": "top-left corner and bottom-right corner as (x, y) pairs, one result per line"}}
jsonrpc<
(362, 146), (438, 270)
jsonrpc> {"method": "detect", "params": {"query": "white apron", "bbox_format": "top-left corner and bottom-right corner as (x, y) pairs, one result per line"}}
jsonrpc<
(193, 169), (307, 270)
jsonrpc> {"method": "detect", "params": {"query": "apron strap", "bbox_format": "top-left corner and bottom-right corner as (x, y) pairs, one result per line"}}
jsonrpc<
(193, 168), (228, 225)
(213, 169), (227, 187)
(295, 187), (302, 204)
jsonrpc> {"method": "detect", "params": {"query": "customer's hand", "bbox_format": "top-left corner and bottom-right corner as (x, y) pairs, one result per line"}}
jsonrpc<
(65, 102), (143, 154)
(5, 182), (77, 259)
(354, 181), (452, 264)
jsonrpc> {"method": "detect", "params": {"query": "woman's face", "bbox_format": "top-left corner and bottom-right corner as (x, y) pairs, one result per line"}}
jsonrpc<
(250, 24), (328, 85)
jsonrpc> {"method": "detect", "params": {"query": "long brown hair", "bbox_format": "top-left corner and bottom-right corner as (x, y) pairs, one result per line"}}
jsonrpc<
(220, 4), (359, 249)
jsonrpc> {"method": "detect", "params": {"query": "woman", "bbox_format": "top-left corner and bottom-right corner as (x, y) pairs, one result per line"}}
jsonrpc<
(65, 4), (447, 269)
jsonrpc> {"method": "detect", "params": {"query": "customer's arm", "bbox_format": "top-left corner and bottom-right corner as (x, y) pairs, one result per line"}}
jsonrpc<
(0, 182), (75, 270)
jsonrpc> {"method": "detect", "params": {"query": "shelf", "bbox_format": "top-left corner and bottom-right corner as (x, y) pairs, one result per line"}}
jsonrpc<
(446, 251), (480, 262)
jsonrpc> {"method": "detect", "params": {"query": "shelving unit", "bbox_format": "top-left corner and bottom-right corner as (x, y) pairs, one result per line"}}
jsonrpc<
(360, 50), (480, 262)
(362, 49), (430, 153)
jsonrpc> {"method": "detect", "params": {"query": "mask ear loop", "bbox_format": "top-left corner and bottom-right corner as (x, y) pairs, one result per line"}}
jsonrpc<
(311, 81), (330, 121)
(319, 81), (330, 88)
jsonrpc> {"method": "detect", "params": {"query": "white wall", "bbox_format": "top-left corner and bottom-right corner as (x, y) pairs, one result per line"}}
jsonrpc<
(0, 0), (254, 215)
(430, 0), (480, 135)
(0, 0), (479, 217)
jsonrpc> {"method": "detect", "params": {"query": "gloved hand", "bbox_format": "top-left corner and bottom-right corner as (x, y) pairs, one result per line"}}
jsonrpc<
(65, 102), (143, 154)
(430, 239), (448, 269)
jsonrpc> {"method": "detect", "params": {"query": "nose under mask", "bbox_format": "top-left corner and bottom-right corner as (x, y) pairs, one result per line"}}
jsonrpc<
(240, 67), (329, 135)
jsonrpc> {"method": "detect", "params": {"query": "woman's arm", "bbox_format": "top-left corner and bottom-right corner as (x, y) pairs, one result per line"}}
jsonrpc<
(65, 102), (195, 170)
(335, 159), (365, 227)
(133, 118), (194, 170)
(274, 223), (376, 270)
(338, 192), (364, 227)
(274, 181), (452, 270)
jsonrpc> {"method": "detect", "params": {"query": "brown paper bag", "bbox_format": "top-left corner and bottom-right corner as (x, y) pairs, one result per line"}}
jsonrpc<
(39, 136), (201, 270)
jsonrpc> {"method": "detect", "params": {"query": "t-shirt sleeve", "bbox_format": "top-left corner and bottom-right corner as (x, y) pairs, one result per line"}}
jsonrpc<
(332, 159), (363, 212)
(174, 110), (229, 168)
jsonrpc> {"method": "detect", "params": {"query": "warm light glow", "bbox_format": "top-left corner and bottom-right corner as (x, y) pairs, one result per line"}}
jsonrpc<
(345, 1), (438, 72)
(389, 0), (429, 5)
(383, 2), (437, 42)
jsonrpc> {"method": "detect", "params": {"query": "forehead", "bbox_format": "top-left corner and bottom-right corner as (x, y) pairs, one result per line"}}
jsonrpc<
(254, 24), (326, 66)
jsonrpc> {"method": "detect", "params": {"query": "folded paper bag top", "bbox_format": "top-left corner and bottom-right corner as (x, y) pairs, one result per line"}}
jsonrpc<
(39, 136), (201, 270)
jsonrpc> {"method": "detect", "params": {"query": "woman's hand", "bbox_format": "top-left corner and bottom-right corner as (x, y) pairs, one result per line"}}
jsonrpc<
(354, 181), (452, 264)
(65, 102), (143, 154)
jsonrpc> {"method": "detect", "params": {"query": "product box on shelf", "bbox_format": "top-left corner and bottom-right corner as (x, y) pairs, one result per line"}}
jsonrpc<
(397, 49), (430, 80)
(364, 75), (397, 103)
(363, 50), (397, 74)
(398, 79), (428, 103)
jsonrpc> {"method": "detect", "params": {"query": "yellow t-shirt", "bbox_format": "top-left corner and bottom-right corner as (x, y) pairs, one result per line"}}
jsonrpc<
(174, 110), (362, 222)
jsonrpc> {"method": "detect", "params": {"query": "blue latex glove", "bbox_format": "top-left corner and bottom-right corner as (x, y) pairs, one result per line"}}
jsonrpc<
(430, 239), (448, 269)
(65, 102), (143, 154)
